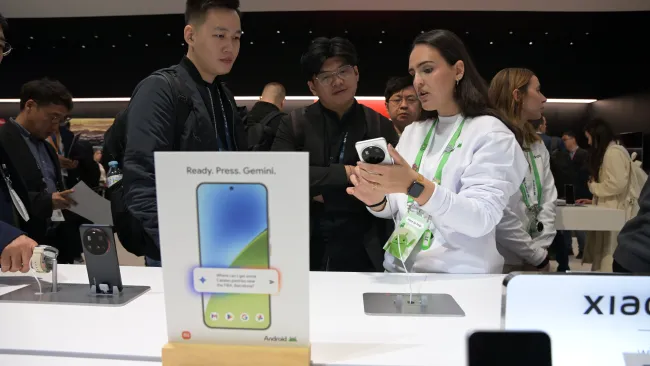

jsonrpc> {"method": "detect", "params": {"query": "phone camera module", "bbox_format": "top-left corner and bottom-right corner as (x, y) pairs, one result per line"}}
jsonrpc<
(82, 228), (110, 256)
(361, 146), (386, 164)
(229, 186), (234, 191)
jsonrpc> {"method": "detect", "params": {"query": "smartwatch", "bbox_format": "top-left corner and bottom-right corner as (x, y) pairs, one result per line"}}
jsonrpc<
(407, 173), (426, 199)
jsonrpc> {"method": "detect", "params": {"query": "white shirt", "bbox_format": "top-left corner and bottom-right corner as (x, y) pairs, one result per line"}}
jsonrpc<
(496, 140), (558, 266)
(370, 114), (527, 274)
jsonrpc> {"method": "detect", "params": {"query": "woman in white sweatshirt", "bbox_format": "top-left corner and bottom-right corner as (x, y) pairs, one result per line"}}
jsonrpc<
(489, 68), (557, 273)
(346, 30), (527, 274)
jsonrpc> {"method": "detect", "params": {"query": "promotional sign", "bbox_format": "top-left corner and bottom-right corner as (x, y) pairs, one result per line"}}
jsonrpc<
(504, 274), (650, 366)
(155, 152), (310, 348)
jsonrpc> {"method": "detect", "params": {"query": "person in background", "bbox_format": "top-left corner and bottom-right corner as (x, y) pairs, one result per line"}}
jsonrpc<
(576, 119), (633, 271)
(47, 119), (78, 188)
(347, 29), (527, 274)
(614, 178), (650, 273)
(245, 82), (287, 151)
(0, 79), (79, 263)
(272, 37), (399, 272)
(384, 76), (421, 135)
(122, 0), (246, 267)
(0, 11), (39, 272)
(94, 148), (107, 189)
(489, 68), (555, 273)
(562, 130), (589, 258)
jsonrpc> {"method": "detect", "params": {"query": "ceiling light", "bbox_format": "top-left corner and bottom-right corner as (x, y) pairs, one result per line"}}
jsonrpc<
(585, 32), (590, 35)
(309, 30), (312, 34)
(167, 33), (171, 37)
(489, 41), (494, 45)
(29, 36), (34, 40)
(421, 30), (424, 33)
(465, 31), (469, 34)
(545, 32), (549, 35)
(94, 35), (99, 39)
(145, 43), (149, 47)
(509, 31), (513, 35)
(82, 45), (86, 48)
(250, 41), (254, 44)
(378, 41), (382, 44)
(128, 34), (132, 38)
(281, 41), (285, 44)
(277, 30), (280, 34)
(529, 41), (533, 45)
(570, 42), (574, 45)
(112, 45), (116, 48)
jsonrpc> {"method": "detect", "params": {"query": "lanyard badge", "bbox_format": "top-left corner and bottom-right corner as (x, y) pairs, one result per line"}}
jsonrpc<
(520, 151), (544, 237)
(1, 164), (30, 222)
(384, 117), (466, 262)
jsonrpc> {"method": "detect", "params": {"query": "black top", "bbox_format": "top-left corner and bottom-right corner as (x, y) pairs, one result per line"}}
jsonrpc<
(180, 56), (235, 151)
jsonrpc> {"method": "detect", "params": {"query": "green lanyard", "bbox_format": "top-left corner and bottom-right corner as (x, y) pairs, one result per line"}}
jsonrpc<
(407, 117), (465, 251)
(520, 150), (543, 209)
(407, 117), (466, 205)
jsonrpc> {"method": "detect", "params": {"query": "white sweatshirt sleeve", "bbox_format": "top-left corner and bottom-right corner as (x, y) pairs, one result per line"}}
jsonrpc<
(531, 146), (558, 251)
(496, 193), (548, 266)
(418, 130), (528, 238)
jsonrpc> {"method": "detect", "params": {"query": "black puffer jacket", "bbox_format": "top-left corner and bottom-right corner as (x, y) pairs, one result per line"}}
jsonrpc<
(122, 57), (246, 254)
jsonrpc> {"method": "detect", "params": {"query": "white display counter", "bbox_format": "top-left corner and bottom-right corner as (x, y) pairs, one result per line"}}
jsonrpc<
(555, 205), (626, 231)
(0, 265), (505, 366)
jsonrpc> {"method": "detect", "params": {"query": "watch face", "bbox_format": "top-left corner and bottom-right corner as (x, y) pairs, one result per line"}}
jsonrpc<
(408, 182), (425, 198)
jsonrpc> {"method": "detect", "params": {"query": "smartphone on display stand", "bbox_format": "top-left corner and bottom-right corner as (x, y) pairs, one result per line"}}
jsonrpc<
(196, 183), (271, 330)
(564, 184), (575, 205)
(468, 331), (552, 366)
(355, 137), (394, 165)
(79, 224), (123, 293)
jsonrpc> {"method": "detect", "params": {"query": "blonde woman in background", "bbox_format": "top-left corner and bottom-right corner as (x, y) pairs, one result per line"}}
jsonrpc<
(489, 68), (557, 273)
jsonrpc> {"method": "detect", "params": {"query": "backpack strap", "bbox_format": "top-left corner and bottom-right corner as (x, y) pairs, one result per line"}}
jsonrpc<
(290, 108), (308, 151)
(259, 110), (285, 128)
(154, 69), (194, 150)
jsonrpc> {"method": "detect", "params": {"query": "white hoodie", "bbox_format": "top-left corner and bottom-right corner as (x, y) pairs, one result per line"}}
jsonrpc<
(369, 114), (527, 274)
(496, 140), (557, 266)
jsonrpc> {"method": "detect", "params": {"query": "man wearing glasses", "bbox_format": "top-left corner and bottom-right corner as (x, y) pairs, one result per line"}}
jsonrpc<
(272, 37), (399, 272)
(0, 78), (79, 263)
(384, 76), (421, 135)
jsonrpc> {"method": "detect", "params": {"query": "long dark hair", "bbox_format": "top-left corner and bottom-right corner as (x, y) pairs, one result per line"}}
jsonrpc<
(584, 118), (615, 182)
(412, 30), (522, 145)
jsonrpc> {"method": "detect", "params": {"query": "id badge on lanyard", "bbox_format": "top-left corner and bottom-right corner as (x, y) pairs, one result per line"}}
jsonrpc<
(384, 117), (466, 262)
(1, 164), (30, 222)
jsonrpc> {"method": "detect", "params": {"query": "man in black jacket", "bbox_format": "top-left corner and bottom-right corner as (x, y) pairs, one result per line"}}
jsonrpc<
(0, 79), (78, 263)
(271, 37), (399, 272)
(122, 0), (246, 266)
(614, 178), (650, 273)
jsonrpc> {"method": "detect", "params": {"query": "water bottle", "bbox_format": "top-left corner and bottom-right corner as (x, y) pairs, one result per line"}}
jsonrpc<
(106, 161), (123, 188)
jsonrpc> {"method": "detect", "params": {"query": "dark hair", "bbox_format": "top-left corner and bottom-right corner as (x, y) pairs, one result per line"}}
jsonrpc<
(185, 0), (240, 25)
(412, 30), (521, 145)
(0, 12), (7, 34)
(384, 76), (414, 103)
(300, 37), (358, 81)
(562, 131), (576, 138)
(584, 118), (615, 183)
(19, 78), (73, 111)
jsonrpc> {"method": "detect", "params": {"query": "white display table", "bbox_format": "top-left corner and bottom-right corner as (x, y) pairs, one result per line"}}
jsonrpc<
(555, 205), (626, 231)
(0, 265), (505, 366)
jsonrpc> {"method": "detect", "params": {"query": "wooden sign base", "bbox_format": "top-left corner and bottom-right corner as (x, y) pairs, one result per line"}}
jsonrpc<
(162, 342), (311, 366)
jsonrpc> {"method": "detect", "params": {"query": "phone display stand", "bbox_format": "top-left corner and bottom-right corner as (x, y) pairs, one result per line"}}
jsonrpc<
(0, 262), (149, 306)
(363, 293), (465, 317)
(162, 342), (311, 366)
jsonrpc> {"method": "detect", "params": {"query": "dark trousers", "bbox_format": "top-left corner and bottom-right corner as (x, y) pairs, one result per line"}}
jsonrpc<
(550, 231), (570, 272)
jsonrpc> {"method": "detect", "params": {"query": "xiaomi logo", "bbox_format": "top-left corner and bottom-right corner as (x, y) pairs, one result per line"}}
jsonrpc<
(181, 331), (192, 340)
(584, 295), (650, 315)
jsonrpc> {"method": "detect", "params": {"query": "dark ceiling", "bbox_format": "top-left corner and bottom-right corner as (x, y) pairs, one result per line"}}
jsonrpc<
(0, 11), (648, 99)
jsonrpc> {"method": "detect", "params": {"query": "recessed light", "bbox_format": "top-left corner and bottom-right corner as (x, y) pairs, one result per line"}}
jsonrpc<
(545, 32), (549, 35)
(250, 41), (254, 44)
(509, 31), (514, 35)
(82, 45), (86, 48)
(145, 43), (149, 47)
(421, 30), (424, 33)
(489, 41), (494, 45)
(27, 46), (31, 50)
(378, 41), (383, 44)
(585, 32), (589, 35)
(277, 30), (280, 34)
(167, 33), (171, 37)
(570, 42), (574, 45)
(62, 36), (66, 39)
(112, 45), (116, 48)
(309, 30), (312, 34)
(344, 30), (348, 33)
(94, 35), (99, 39)
(465, 31), (470, 34)
(29, 36), (34, 40)
(128, 34), (132, 38)
(181, 43), (185, 46)
(529, 41), (533, 45)
(281, 41), (285, 44)
(381, 30), (385, 34)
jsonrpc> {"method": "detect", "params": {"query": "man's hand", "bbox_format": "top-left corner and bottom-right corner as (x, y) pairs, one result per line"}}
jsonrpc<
(58, 155), (79, 169)
(313, 195), (325, 203)
(1, 235), (38, 273)
(52, 189), (77, 210)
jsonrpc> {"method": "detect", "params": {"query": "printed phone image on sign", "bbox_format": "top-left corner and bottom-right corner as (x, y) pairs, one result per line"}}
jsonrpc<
(196, 183), (271, 330)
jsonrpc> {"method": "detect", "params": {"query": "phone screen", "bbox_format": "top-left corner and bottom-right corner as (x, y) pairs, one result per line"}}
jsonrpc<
(468, 331), (552, 366)
(196, 183), (271, 330)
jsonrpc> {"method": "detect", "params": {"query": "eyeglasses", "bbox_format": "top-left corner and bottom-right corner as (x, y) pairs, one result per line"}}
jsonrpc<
(1, 42), (12, 57)
(389, 96), (420, 106)
(315, 65), (354, 86)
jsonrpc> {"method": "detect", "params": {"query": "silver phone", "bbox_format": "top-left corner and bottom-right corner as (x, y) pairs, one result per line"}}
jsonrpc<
(355, 137), (394, 165)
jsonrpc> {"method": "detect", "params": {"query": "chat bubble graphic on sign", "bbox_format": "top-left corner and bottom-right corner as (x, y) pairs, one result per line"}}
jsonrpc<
(193, 268), (279, 295)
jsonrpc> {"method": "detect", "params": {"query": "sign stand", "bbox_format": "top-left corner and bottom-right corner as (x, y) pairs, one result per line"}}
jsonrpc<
(162, 343), (310, 366)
